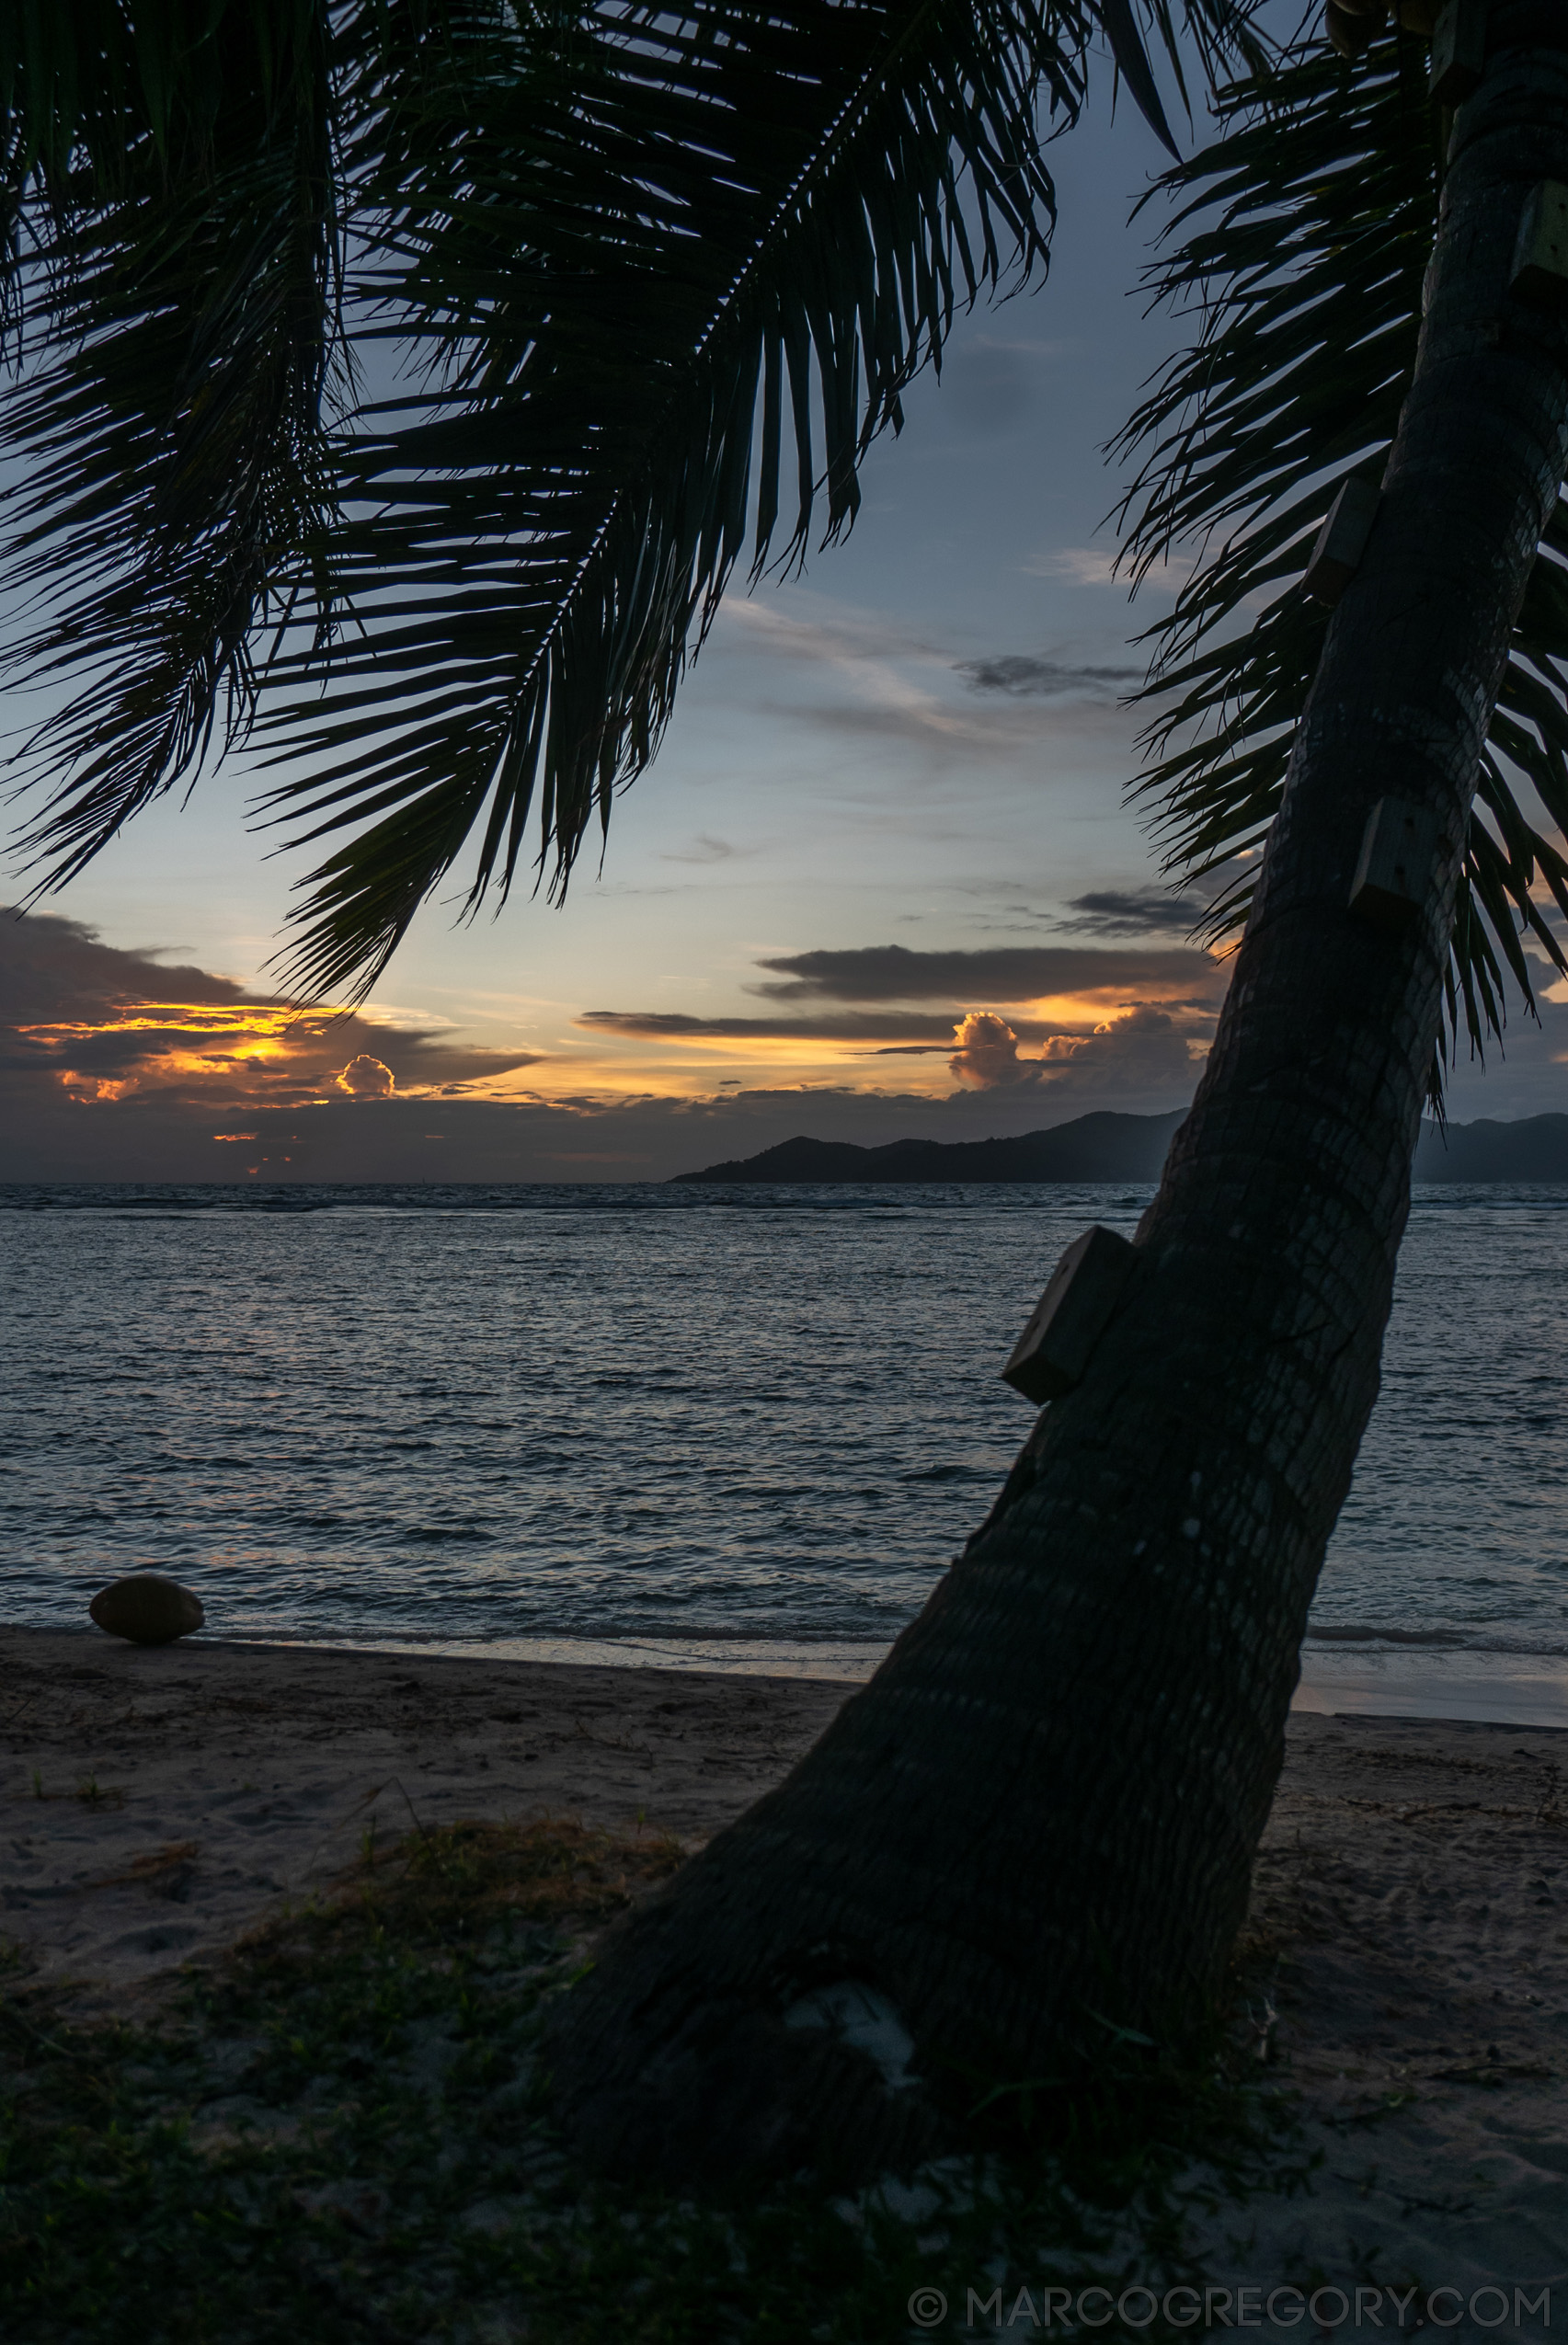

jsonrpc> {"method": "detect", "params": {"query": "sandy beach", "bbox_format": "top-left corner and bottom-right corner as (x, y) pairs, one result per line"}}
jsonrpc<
(0, 1627), (847, 2005)
(4, 1623), (1567, 2318)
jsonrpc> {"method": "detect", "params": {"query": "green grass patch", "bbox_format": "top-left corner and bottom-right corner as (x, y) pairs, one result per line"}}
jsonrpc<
(1, 1820), (1309, 2344)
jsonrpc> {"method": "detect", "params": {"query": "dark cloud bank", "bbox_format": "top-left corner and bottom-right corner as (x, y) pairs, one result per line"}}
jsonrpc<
(1057, 888), (1216, 938)
(955, 654), (1140, 698)
(746, 942), (1221, 1004)
(7, 909), (1565, 1177)
(1, 912), (1218, 1181)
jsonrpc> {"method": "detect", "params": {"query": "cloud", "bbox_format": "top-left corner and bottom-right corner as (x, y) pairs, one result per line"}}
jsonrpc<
(1035, 1004), (1206, 1096)
(1024, 546), (1197, 593)
(948, 1011), (1040, 1089)
(0, 909), (544, 1116)
(750, 942), (1221, 1005)
(578, 1010), (967, 1043)
(1024, 546), (1123, 588)
(659, 834), (759, 866)
(354, 1001), (462, 1033)
(579, 926), (1225, 1118)
(955, 656), (1141, 699)
(337, 1055), (395, 1097)
(1, 912), (1217, 1183)
(581, 940), (1228, 1072)
(1057, 887), (1214, 937)
(1, 1066), (1203, 1184)
(774, 690), (1133, 758)
(715, 595), (1143, 764)
(716, 600), (943, 669)
(884, 1004), (1209, 1097)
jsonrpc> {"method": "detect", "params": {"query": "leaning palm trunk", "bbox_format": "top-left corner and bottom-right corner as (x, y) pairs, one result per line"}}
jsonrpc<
(547, 10), (1568, 2186)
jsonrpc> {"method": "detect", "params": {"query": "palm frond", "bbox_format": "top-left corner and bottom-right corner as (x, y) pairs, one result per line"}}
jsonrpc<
(1, 0), (344, 874)
(0, 1), (331, 326)
(4, 0), (1270, 1000)
(1115, 33), (1568, 1098)
(249, 0), (1097, 993)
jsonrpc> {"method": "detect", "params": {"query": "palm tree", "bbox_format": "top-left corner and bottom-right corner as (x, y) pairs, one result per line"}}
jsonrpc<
(6, 2), (1568, 2184)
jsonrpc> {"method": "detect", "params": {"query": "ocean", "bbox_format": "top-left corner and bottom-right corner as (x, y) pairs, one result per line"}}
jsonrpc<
(3, 1182), (1566, 1714)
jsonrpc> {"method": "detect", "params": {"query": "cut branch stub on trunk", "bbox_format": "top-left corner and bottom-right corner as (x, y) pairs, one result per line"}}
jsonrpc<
(1000, 1226), (1138, 1406)
(1512, 179), (1568, 303)
(1301, 475), (1383, 605)
(1326, 0), (1389, 60)
(544, 11), (1568, 2190)
(1430, 0), (1487, 100)
(1349, 798), (1444, 932)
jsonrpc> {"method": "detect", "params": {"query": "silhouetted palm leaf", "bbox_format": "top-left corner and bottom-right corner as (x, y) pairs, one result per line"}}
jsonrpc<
(1116, 32), (1568, 1091)
(1, 0), (343, 877)
(2, 0), (1265, 997)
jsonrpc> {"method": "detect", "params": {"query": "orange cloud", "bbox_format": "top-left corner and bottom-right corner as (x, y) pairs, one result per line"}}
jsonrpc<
(337, 1055), (395, 1097)
(948, 1011), (1036, 1089)
(3, 916), (544, 1110)
(24, 1002), (315, 1101)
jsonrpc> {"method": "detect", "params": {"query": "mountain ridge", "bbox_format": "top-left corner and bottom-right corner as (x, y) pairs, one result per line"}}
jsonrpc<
(670, 1109), (1568, 1184)
(672, 1110), (1184, 1184)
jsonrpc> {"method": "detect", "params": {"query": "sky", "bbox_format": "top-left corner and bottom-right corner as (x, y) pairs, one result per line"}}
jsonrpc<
(5, 79), (1568, 1183)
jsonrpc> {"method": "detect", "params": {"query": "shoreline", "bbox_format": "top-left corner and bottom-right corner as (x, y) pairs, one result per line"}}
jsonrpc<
(7, 1618), (1562, 1723)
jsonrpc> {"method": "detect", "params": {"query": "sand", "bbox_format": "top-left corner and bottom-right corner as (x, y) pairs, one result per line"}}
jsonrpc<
(0, 1627), (845, 2003)
(1187, 1712), (1568, 2315)
(4, 1624), (1567, 2319)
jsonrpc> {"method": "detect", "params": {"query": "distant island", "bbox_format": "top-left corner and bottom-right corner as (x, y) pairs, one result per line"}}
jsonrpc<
(671, 1108), (1568, 1184)
(673, 1110), (1185, 1184)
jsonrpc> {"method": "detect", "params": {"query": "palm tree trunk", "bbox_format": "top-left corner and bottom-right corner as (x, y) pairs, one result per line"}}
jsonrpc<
(546, 9), (1568, 2187)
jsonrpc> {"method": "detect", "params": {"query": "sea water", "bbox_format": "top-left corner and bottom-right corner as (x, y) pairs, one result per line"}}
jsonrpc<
(2, 1183), (1566, 1705)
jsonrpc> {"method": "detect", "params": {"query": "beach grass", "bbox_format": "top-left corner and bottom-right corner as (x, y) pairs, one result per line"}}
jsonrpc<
(0, 1819), (1302, 2344)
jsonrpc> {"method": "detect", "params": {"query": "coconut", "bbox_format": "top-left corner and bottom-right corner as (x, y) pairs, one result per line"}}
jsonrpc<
(88, 1574), (206, 1645)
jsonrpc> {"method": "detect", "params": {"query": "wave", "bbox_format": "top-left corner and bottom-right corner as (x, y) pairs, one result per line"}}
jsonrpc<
(1306, 1624), (1568, 1659)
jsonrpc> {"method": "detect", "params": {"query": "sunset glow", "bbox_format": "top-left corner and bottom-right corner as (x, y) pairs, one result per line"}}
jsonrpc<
(23, 1003), (328, 1102)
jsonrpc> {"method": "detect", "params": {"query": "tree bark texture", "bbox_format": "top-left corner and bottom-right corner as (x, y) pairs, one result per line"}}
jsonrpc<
(545, 6), (1568, 2187)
